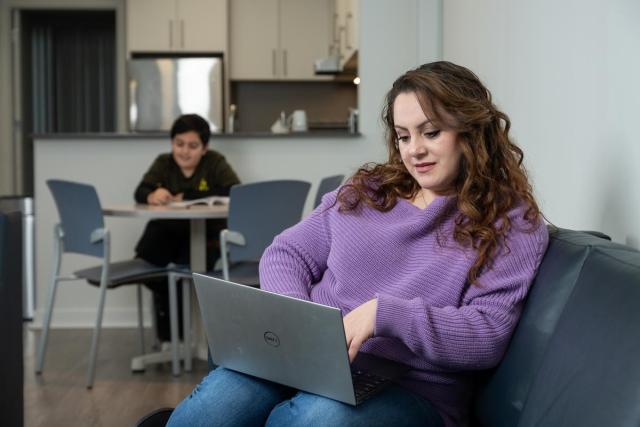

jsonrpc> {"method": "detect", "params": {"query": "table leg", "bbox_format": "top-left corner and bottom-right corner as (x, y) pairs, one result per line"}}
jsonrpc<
(189, 219), (206, 273)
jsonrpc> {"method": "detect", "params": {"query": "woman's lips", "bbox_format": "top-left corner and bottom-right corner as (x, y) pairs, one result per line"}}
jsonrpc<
(415, 162), (435, 173)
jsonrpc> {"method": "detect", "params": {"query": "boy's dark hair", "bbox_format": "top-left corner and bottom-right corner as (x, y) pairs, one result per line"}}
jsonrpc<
(170, 114), (211, 145)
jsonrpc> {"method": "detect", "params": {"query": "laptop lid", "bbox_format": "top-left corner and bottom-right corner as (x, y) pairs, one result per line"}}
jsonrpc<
(192, 274), (358, 405)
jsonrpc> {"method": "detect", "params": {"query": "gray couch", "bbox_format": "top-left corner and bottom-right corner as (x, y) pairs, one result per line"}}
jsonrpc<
(474, 227), (640, 426)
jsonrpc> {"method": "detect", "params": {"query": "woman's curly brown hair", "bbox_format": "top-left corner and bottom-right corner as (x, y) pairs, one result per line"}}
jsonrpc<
(337, 61), (541, 285)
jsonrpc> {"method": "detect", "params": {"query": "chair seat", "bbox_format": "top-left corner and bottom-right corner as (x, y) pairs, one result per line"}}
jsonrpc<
(75, 258), (169, 288)
(170, 262), (260, 287)
(220, 261), (260, 287)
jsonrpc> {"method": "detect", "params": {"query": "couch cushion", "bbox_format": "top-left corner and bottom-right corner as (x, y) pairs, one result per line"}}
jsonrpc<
(474, 228), (632, 426)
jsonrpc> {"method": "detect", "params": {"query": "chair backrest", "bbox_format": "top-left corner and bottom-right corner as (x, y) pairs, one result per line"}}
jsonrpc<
(47, 179), (105, 257)
(313, 174), (344, 208)
(228, 180), (311, 262)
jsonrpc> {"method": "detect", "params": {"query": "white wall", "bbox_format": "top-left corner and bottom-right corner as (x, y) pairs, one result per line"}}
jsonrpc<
(443, 0), (640, 246)
(33, 0), (443, 328)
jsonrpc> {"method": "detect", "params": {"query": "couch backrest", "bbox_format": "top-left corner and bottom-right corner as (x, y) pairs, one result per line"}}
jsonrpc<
(474, 228), (640, 427)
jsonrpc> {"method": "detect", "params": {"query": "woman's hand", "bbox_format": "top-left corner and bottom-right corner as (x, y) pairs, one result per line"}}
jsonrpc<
(147, 188), (173, 205)
(343, 298), (377, 362)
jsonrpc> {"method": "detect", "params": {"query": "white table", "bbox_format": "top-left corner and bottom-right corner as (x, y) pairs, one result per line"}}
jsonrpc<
(103, 204), (228, 373)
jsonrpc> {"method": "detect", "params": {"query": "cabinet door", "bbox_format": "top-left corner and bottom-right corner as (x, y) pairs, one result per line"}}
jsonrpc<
(177, 0), (227, 52)
(230, 0), (279, 80)
(127, 0), (177, 52)
(335, 0), (358, 68)
(280, 0), (332, 80)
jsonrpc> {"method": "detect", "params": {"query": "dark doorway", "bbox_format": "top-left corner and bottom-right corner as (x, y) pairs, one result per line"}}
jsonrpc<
(19, 10), (116, 195)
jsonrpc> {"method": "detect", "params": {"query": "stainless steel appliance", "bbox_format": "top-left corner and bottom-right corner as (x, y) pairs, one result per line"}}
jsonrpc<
(128, 55), (224, 132)
(0, 196), (35, 320)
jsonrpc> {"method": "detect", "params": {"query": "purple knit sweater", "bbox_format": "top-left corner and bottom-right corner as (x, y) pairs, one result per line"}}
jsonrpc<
(259, 189), (549, 426)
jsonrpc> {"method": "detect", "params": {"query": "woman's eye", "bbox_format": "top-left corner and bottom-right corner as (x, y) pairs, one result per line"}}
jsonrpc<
(425, 130), (441, 139)
(396, 135), (409, 143)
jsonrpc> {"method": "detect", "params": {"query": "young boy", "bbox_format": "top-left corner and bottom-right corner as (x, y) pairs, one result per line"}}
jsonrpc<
(134, 114), (240, 342)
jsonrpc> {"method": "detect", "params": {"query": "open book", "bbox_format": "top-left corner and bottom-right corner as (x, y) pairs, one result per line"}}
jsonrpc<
(170, 196), (229, 208)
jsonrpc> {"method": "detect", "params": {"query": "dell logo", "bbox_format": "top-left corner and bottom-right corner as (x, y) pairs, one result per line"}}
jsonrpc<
(263, 331), (280, 347)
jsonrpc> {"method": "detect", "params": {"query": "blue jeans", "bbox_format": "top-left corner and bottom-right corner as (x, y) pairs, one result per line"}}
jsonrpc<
(167, 367), (444, 427)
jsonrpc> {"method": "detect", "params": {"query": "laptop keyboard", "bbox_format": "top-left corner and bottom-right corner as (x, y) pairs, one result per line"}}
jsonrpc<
(351, 369), (392, 404)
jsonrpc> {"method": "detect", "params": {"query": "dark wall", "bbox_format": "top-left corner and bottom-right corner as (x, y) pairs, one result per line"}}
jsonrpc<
(231, 81), (358, 132)
(20, 9), (116, 195)
(0, 212), (24, 427)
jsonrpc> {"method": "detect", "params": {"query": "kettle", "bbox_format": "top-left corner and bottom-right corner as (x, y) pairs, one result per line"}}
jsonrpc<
(288, 110), (308, 132)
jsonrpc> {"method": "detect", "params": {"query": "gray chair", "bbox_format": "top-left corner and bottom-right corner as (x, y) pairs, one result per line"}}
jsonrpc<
(314, 174), (344, 208)
(167, 179), (310, 373)
(168, 178), (312, 287)
(219, 179), (311, 285)
(35, 179), (173, 388)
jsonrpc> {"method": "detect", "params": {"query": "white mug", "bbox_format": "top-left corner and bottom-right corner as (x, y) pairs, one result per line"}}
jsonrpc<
(289, 110), (308, 132)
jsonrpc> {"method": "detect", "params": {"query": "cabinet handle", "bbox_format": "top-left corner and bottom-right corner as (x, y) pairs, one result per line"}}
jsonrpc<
(180, 19), (185, 48)
(283, 50), (287, 77)
(346, 12), (353, 50)
(169, 20), (173, 48)
(272, 49), (277, 76)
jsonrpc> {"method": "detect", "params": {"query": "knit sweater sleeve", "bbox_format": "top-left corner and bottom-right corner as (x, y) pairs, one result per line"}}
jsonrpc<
(258, 192), (334, 301)
(375, 215), (549, 370)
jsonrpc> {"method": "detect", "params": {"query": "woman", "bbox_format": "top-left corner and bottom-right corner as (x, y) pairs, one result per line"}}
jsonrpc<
(167, 62), (549, 426)
(135, 114), (240, 342)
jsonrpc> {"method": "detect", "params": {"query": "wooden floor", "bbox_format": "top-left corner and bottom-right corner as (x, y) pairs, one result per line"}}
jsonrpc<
(23, 327), (209, 427)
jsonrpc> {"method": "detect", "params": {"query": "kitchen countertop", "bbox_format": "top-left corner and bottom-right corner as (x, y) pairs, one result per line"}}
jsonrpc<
(33, 130), (361, 140)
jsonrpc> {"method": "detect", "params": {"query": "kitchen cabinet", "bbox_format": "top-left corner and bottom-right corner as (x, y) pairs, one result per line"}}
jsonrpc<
(230, 0), (332, 80)
(126, 0), (227, 53)
(334, 0), (358, 68)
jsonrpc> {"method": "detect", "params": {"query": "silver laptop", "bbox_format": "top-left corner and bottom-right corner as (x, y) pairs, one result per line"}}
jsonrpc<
(192, 274), (410, 405)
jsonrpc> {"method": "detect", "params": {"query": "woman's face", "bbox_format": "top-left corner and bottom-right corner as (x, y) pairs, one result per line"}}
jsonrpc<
(394, 91), (462, 203)
(171, 131), (207, 172)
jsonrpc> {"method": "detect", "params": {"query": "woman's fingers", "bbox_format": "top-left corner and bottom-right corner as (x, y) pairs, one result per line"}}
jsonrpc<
(348, 336), (364, 362)
(342, 298), (378, 363)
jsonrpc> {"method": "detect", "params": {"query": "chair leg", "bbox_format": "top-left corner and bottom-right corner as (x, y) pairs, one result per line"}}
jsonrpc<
(35, 228), (63, 375)
(182, 278), (192, 372)
(86, 276), (109, 389)
(35, 274), (61, 374)
(137, 284), (145, 355)
(168, 273), (180, 376)
(150, 294), (159, 349)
